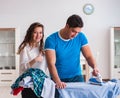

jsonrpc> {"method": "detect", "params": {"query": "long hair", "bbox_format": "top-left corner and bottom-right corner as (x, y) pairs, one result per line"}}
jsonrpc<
(17, 22), (44, 54)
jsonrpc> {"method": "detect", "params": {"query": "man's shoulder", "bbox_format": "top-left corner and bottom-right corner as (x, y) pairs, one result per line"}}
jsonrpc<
(46, 31), (58, 40)
(77, 32), (87, 38)
(44, 32), (59, 49)
(48, 31), (58, 37)
(78, 32), (84, 36)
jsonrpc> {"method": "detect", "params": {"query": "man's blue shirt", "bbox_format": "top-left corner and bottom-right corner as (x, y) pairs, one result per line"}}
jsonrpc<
(45, 31), (88, 79)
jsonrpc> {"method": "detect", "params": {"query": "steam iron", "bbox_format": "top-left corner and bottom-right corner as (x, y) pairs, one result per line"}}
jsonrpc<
(89, 73), (103, 86)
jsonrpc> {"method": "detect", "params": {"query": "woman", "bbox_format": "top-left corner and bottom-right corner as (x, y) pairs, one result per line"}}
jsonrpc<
(17, 22), (48, 98)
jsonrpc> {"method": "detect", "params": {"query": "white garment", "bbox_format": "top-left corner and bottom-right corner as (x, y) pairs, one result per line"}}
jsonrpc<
(19, 76), (34, 89)
(41, 78), (55, 98)
(20, 44), (49, 76)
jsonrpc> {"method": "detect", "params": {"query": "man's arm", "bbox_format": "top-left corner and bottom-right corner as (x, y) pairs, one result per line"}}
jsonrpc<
(81, 45), (99, 76)
(45, 50), (66, 88)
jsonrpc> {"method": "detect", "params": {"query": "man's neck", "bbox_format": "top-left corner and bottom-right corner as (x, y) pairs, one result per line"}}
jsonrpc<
(60, 28), (69, 39)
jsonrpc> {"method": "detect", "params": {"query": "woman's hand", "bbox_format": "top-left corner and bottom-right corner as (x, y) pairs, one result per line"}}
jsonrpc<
(35, 54), (43, 62)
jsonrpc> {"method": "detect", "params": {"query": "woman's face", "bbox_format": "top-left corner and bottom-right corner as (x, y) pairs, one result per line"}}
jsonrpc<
(32, 27), (43, 43)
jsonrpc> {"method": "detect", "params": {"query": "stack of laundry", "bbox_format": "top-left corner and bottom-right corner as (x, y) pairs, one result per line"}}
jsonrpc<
(11, 68), (55, 98)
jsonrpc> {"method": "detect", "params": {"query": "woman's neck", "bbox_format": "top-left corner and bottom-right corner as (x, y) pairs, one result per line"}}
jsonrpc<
(29, 42), (38, 47)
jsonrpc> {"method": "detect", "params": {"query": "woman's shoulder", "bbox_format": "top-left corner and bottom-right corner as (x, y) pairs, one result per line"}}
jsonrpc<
(20, 43), (31, 53)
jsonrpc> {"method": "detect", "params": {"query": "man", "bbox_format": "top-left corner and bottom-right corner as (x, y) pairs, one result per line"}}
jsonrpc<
(45, 14), (99, 93)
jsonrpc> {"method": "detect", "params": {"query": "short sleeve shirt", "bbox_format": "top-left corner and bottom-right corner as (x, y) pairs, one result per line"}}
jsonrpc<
(45, 31), (88, 79)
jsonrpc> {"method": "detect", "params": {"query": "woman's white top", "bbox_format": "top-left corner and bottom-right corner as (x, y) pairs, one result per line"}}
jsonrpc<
(19, 44), (49, 75)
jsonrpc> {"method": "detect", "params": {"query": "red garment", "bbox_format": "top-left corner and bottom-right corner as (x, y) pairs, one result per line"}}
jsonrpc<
(12, 86), (24, 95)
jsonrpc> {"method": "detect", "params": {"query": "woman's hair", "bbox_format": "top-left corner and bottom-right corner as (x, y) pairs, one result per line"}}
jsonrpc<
(17, 22), (44, 54)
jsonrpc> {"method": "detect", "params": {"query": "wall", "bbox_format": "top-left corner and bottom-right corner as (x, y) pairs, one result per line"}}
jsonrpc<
(0, 0), (120, 79)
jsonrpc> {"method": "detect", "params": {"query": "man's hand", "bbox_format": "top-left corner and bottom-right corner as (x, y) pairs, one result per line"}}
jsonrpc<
(55, 81), (66, 89)
(92, 67), (99, 76)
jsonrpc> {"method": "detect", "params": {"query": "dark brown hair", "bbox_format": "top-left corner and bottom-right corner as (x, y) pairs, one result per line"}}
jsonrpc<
(17, 22), (44, 54)
(66, 14), (84, 28)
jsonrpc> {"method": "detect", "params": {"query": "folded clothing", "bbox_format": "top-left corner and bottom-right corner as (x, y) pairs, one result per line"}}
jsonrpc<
(110, 79), (118, 83)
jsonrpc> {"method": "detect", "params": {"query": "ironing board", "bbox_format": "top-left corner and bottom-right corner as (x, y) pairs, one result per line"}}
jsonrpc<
(58, 81), (120, 98)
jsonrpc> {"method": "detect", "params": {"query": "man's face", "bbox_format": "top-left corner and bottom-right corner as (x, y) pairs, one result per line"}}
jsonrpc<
(67, 25), (82, 39)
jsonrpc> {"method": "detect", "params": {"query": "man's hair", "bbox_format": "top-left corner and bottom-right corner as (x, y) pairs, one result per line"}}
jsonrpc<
(66, 14), (84, 28)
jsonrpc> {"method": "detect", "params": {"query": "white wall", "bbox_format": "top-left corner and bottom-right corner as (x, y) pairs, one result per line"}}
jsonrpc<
(0, 0), (120, 79)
